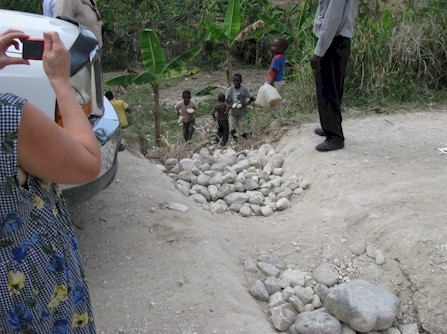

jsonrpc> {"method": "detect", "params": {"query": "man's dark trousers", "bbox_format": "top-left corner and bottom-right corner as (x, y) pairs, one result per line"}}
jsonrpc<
(315, 36), (351, 142)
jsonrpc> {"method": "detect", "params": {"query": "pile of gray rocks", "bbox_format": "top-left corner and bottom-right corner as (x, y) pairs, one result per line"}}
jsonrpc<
(162, 144), (310, 216)
(245, 254), (420, 334)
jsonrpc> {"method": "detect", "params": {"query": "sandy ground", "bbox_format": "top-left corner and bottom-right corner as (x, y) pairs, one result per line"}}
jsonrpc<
(70, 108), (447, 334)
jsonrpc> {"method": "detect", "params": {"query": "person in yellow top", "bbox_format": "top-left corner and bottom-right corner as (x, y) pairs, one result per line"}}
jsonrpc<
(106, 90), (131, 127)
(106, 91), (131, 151)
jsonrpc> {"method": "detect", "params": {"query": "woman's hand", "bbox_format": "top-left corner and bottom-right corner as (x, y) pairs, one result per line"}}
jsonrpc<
(42, 31), (71, 84)
(0, 29), (30, 69)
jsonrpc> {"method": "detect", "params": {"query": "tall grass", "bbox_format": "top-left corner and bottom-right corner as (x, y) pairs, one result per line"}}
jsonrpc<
(285, 0), (447, 113)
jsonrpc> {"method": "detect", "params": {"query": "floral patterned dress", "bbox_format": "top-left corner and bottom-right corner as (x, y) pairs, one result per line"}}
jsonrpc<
(0, 93), (95, 333)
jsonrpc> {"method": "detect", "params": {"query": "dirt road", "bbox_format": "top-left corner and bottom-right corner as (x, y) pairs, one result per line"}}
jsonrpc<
(71, 109), (447, 333)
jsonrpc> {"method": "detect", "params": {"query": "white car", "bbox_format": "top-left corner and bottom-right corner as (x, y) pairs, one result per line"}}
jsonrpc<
(0, 9), (121, 205)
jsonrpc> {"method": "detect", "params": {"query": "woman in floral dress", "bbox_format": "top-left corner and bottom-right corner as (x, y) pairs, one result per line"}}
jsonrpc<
(0, 30), (101, 333)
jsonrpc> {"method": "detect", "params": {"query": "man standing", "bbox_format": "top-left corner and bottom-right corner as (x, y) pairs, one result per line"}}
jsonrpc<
(42, 0), (55, 17)
(53, 0), (103, 47)
(311, 0), (357, 152)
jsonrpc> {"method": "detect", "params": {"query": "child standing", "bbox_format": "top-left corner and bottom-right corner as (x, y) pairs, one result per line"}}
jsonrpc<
(269, 37), (288, 117)
(175, 90), (197, 142)
(225, 73), (255, 142)
(106, 90), (131, 151)
(213, 93), (229, 146)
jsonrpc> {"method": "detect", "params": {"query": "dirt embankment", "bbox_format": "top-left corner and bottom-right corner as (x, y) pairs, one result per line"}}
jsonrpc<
(71, 108), (447, 333)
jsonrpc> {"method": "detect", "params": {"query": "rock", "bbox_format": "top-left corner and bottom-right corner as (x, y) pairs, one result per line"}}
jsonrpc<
(276, 198), (290, 211)
(270, 303), (297, 332)
(281, 286), (295, 301)
(294, 188), (305, 196)
(178, 158), (200, 174)
(191, 194), (207, 204)
(315, 284), (329, 297)
(199, 188), (211, 202)
(382, 328), (402, 334)
(244, 258), (258, 273)
(243, 178), (259, 191)
(209, 173), (223, 185)
(366, 245), (377, 259)
(375, 249), (386, 265)
(165, 158), (178, 167)
(258, 261), (280, 277)
(311, 294), (323, 309)
(263, 163), (274, 176)
(261, 206), (274, 217)
(294, 310), (342, 334)
(177, 171), (196, 181)
(167, 202), (189, 212)
(251, 204), (262, 216)
(341, 324), (357, 334)
(176, 180), (191, 196)
(210, 153), (237, 171)
(223, 192), (250, 206)
(257, 254), (286, 270)
(294, 285), (313, 304)
(399, 324), (419, 334)
(209, 200), (228, 214)
(229, 203), (243, 212)
(239, 205), (252, 217)
(249, 279), (269, 301)
(155, 164), (166, 173)
(348, 240), (366, 256)
(247, 149), (269, 167)
(248, 191), (264, 206)
(299, 179), (311, 190)
(272, 167), (284, 176)
(217, 183), (237, 199)
(196, 174), (211, 187)
(270, 154), (285, 168)
(324, 280), (400, 332)
(222, 172), (236, 184)
(232, 159), (251, 173)
(259, 144), (274, 156)
(288, 294), (305, 313)
(277, 188), (293, 200)
(263, 277), (281, 295)
(312, 263), (339, 287)
(269, 291), (284, 308)
(279, 270), (306, 288)
(208, 185), (219, 202)
(198, 163), (211, 172)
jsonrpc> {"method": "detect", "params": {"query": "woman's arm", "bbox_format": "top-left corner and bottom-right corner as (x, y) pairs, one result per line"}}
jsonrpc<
(17, 31), (101, 184)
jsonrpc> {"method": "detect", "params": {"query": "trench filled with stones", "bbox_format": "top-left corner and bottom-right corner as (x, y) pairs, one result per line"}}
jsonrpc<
(161, 144), (424, 333)
(162, 144), (309, 216)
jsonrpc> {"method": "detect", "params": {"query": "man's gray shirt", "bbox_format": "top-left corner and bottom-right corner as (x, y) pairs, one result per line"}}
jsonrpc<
(313, 0), (358, 57)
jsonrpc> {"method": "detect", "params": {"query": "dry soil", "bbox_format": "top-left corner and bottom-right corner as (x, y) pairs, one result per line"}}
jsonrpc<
(71, 105), (447, 333)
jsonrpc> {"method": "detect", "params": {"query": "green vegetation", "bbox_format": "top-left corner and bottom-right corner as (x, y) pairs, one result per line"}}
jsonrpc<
(5, 0), (447, 149)
(106, 29), (201, 147)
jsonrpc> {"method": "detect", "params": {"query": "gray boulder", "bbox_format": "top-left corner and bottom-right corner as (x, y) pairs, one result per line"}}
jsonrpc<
(324, 280), (400, 332)
(271, 303), (297, 332)
(294, 310), (342, 334)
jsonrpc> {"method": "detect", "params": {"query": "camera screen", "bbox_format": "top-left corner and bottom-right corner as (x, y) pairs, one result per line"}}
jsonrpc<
(23, 40), (44, 59)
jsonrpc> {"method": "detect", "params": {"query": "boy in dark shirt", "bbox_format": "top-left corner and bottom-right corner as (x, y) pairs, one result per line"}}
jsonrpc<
(213, 93), (229, 146)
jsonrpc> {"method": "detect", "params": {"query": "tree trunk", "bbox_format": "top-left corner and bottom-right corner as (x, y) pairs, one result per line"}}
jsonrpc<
(153, 85), (161, 147)
(226, 52), (233, 87)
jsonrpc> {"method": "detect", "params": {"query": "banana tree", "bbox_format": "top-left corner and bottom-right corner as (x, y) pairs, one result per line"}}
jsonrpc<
(203, 0), (264, 86)
(107, 29), (201, 147)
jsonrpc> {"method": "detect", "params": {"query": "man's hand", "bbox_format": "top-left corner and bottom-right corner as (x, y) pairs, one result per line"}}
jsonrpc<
(311, 55), (321, 72)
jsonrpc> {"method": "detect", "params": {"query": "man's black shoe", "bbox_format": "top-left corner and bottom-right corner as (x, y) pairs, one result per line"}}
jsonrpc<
(315, 139), (344, 152)
(314, 128), (327, 136)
